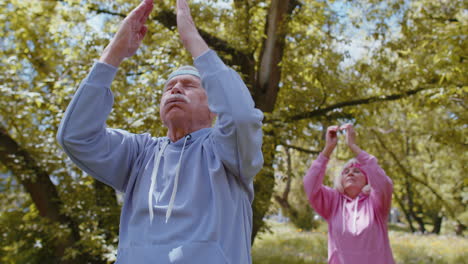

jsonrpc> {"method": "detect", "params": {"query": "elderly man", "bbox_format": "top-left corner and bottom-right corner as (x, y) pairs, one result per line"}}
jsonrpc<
(57, 0), (263, 263)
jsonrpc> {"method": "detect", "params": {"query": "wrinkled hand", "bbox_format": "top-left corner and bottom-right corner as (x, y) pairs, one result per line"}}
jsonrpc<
(100, 0), (153, 67)
(326, 125), (339, 149)
(340, 123), (362, 155)
(176, 0), (209, 58)
(340, 123), (356, 147)
(323, 125), (339, 158)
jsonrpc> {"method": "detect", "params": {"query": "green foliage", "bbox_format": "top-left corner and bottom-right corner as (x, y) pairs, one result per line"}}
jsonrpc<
(0, 200), (68, 263)
(0, 0), (466, 262)
(269, 0), (467, 237)
(390, 231), (468, 264)
(272, 146), (320, 231)
(252, 221), (468, 264)
(252, 221), (328, 264)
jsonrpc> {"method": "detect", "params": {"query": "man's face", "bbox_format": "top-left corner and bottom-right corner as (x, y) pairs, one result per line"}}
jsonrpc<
(159, 74), (211, 126)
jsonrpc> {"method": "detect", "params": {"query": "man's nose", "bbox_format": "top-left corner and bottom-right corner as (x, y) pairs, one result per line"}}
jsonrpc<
(171, 82), (184, 94)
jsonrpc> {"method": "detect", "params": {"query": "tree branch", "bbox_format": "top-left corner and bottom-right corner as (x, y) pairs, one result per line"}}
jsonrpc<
(372, 129), (458, 220)
(273, 147), (300, 222)
(281, 142), (320, 155)
(286, 86), (434, 122)
(86, 4), (255, 80)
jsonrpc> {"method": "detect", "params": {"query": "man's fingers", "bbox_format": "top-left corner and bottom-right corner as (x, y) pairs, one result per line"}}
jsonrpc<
(140, 1), (154, 24)
(177, 0), (188, 11)
(177, 0), (191, 15)
(177, 0), (197, 34)
(128, 0), (153, 21)
(176, 0), (183, 14)
(128, 2), (146, 19)
(138, 25), (148, 41)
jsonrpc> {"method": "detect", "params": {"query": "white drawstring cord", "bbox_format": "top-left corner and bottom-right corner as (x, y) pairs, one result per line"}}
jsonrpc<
(148, 139), (169, 224)
(342, 197), (346, 234)
(353, 198), (358, 233)
(166, 134), (190, 223)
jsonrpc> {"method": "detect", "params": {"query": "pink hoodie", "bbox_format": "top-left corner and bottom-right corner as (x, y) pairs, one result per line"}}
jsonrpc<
(303, 151), (395, 264)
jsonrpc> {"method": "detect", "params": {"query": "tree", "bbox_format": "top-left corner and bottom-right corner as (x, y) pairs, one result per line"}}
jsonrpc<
(273, 146), (320, 230)
(347, 0), (467, 234)
(1, 0), (465, 262)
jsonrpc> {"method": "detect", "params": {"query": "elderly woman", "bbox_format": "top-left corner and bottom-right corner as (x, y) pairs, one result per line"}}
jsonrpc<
(303, 124), (395, 264)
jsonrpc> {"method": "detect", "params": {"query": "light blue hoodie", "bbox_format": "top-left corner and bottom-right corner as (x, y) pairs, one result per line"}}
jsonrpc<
(57, 50), (264, 264)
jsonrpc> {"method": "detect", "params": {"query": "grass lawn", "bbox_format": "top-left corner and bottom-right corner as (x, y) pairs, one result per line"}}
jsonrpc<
(252, 221), (468, 264)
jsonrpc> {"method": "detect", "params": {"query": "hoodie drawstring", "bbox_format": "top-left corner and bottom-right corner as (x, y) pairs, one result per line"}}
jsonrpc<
(165, 134), (190, 223)
(147, 135), (191, 224)
(353, 198), (358, 233)
(342, 196), (360, 234)
(148, 139), (170, 224)
(342, 197), (346, 234)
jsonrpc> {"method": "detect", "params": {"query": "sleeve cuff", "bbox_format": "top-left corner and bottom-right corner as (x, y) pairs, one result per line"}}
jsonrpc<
(86, 61), (119, 88)
(317, 152), (330, 163)
(356, 150), (370, 163)
(194, 49), (211, 60)
(194, 49), (227, 78)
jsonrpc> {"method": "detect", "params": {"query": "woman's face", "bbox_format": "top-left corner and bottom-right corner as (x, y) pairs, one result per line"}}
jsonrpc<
(341, 166), (367, 194)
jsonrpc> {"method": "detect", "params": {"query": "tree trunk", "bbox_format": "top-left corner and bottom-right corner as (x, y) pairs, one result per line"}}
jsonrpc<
(0, 126), (101, 263)
(274, 147), (298, 220)
(393, 192), (416, 232)
(251, 130), (278, 243)
(455, 222), (466, 236)
(405, 178), (426, 233)
(254, 0), (293, 112)
(94, 180), (120, 243)
(413, 214), (426, 233)
(431, 215), (443, 234)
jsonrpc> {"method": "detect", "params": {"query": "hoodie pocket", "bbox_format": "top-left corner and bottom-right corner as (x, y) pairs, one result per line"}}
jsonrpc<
(116, 241), (229, 264)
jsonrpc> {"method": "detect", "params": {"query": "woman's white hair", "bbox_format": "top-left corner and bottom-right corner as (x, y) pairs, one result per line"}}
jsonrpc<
(334, 158), (371, 195)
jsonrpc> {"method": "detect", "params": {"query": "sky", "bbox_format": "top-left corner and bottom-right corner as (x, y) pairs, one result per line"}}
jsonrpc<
(87, 0), (405, 66)
(328, 0), (405, 67)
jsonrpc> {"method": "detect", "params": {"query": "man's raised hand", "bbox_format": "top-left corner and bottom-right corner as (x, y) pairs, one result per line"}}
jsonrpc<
(100, 0), (154, 67)
(176, 0), (209, 58)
